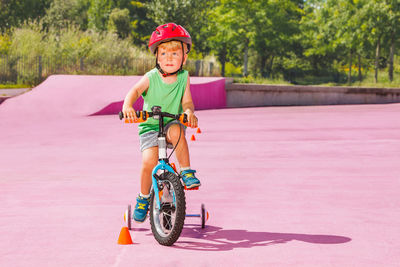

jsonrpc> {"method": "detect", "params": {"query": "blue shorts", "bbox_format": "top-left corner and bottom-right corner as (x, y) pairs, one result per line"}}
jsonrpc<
(139, 120), (186, 152)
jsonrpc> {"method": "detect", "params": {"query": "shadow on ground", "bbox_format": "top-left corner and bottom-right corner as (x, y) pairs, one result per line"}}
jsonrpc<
(173, 224), (351, 251)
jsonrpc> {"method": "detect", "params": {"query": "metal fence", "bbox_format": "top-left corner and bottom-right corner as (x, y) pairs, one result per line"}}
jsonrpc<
(0, 55), (220, 85)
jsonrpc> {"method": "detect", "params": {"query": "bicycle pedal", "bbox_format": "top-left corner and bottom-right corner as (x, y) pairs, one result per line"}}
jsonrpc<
(184, 186), (199, 191)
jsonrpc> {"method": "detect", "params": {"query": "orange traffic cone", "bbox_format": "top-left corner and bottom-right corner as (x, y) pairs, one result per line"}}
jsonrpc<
(191, 134), (196, 141)
(196, 128), (202, 134)
(117, 227), (133, 245)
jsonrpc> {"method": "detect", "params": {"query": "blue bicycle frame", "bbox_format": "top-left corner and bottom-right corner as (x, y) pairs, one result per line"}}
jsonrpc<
(152, 159), (177, 210)
(150, 105), (183, 211)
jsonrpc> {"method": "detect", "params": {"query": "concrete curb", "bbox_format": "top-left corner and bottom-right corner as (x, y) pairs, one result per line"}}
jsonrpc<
(0, 88), (31, 104)
(226, 83), (400, 107)
(3, 83), (400, 108)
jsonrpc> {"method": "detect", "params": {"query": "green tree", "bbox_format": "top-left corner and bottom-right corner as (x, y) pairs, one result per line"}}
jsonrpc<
(208, 4), (241, 76)
(43, 0), (90, 30)
(110, 0), (156, 44)
(129, 1), (157, 46)
(360, 0), (390, 83)
(211, 0), (257, 77)
(145, 0), (215, 54)
(301, 0), (374, 83)
(251, 0), (303, 77)
(328, 0), (367, 83)
(386, 0), (400, 82)
(300, 1), (337, 77)
(208, 0), (303, 78)
(107, 8), (131, 38)
(87, 0), (114, 31)
(0, 0), (52, 32)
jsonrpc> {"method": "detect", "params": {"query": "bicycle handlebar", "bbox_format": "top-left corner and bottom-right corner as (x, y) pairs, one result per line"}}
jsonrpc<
(119, 110), (189, 127)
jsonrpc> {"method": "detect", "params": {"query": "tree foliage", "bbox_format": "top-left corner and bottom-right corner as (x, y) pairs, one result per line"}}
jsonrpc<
(300, 0), (400, 83)
(87, 0), (114, 31)
(107, 8), (131, 39)
(42, 0), (90, 30)
(0, 0), (52, 32)
(1, 0), (400, 83)
(145, 0), (215, 54)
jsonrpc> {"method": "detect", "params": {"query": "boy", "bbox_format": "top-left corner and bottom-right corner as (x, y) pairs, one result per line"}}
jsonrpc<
(122, 23), (201, 223)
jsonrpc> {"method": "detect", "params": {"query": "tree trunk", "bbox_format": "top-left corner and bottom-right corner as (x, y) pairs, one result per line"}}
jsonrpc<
(219, 45), (227, 77)
(268, 55), (275, 78)
(260, 55), (267, 77)
(348, 50), (352, 84)
(243, 39), (249, 77)
(358, 54), (362, 82)
(375, 35), (381, 83)
(389, 30), (396, 82)
(221, 59), (226, 77)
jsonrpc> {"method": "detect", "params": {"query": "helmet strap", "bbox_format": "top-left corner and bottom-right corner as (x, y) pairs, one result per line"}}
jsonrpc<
(155, 42), (185, 77)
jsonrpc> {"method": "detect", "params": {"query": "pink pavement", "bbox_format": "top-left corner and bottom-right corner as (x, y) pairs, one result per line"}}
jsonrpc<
(1, 75), (400, 266)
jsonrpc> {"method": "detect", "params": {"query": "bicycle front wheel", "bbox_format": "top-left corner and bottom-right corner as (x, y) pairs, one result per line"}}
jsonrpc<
(150, 171), (186, 246)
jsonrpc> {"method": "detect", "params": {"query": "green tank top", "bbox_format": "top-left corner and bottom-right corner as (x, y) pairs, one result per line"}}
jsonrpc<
(138, 68), (188, 135)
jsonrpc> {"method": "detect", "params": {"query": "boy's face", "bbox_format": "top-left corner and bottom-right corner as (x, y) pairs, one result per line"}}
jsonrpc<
(157, 45), (187, 74)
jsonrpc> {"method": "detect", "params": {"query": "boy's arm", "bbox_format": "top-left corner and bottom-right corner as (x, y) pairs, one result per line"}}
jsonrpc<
(122, 75), (149, 120)
(181, 74), (198, 128)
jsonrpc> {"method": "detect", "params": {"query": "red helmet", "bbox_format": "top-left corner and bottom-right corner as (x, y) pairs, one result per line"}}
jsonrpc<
(149, 23), (192, 54)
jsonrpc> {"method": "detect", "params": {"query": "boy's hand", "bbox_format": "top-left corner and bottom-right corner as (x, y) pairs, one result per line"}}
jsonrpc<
(185, 110), (198, 128)
(123, 105), (138, 122)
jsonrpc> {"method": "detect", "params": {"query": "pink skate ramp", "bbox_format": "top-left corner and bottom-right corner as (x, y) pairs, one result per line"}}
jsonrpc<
(91, 76), (226, 115)
(0, 75), (226, 120)
(1, 75), (400, 266)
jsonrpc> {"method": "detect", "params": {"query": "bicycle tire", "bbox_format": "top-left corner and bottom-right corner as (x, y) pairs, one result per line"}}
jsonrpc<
(127, 204), (132, 230)
(201, 204), (205, 229)
(149, 171), (186, 246)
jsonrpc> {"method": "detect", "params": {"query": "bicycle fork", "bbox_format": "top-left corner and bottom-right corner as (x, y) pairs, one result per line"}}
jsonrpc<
(152, 136), (176, 210)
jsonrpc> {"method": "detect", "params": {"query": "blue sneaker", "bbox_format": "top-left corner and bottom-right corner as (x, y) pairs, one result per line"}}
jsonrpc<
(181, 169), (201, 189)
(133, 194), (150, 223)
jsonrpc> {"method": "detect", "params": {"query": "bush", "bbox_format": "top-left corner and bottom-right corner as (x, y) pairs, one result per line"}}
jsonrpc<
(9, 22), (45, 57)
(0, 20), (219, 85)
(225, 62), (242, 77)
(0, 33), (11, 55)
(107, 8), (131, 39)
(42, 0), (89, 30)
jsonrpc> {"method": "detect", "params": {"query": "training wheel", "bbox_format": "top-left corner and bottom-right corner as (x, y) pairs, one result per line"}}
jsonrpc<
(124, 204), (132, 230)
(201, 203), (209, 228)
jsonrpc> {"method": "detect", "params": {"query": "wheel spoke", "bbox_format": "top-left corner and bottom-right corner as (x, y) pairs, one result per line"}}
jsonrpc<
(155, 180), (177, 235)
(164, 211), (174, 230)
(150, 172), (185, 245)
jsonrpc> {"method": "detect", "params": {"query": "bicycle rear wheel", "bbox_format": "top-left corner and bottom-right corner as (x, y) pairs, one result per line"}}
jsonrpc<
(150, 171), (186, 246)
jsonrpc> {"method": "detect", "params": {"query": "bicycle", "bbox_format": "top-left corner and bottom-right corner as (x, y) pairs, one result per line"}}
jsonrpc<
(119, 105), (207, 246)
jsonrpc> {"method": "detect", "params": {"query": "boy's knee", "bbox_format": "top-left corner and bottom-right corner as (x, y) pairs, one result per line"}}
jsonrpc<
(167, 125), (184, 143)
(141, 147), (158, 170)
(142, 159), (157, 171)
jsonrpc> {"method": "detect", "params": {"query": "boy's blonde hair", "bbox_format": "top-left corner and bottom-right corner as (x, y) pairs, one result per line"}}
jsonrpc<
(158, 41), (188, 54)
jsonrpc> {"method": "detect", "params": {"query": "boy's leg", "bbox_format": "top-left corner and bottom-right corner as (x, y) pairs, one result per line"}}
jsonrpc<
(167, 124), (200, 188)
(134, 146), (158, 223)
(140, 146), (158, 195)
(166, 124), (190, 167)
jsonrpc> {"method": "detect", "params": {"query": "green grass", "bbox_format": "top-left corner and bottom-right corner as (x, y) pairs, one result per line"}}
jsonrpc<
(233, 69), (400, 88)
(2, 69), (399, 89)
(347, 70), (400, 88)
(233, 76), (291, 85)
(0, 84), (30, 89)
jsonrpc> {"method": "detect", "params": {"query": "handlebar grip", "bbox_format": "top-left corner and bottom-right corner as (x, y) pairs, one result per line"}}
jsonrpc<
(119, 110), (148, 123)
(178, 113), (189, 127)
(134, 111), (147, 123)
